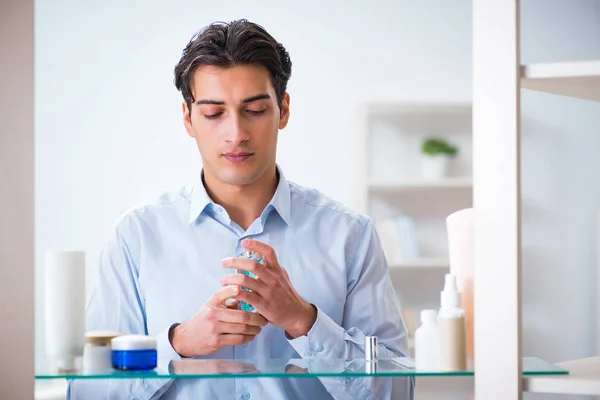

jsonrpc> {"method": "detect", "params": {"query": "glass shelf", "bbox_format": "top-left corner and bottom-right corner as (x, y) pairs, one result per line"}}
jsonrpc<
(36, 357), (567, 380)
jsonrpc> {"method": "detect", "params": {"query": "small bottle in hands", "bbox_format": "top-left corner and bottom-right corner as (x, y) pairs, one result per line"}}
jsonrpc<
(236, 250), (263, 313)
(169, 285), (268, 358)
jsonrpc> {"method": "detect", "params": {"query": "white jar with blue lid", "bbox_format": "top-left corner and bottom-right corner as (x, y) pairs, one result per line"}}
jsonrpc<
(111, 334), (157, 370)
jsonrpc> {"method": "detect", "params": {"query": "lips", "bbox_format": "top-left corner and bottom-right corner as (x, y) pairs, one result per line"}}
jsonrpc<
(223, 152), (253, 163)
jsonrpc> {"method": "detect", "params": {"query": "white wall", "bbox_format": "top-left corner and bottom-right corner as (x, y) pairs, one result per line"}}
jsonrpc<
(34, 0), (600, 398)
(34, 0), (471, 355)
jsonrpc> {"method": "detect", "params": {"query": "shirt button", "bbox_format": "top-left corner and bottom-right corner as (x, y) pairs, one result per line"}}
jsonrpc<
(241, 393), (251, 400)
(304, 351), (313, 357)
(345, 377), (352, 384)
(315, 345), (324, 352)
(242, 343), (248, 348)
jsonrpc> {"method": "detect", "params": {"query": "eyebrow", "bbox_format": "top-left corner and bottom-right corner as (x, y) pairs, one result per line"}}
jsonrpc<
(195, 93), (271, 106)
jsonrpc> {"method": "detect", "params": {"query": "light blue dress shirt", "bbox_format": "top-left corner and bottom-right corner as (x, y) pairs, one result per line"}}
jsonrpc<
(69, 167), (413, 399)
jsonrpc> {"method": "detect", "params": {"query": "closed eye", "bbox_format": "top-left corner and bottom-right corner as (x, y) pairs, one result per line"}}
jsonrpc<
(247, 109), (266, 116)
(204, 112), (223, 120)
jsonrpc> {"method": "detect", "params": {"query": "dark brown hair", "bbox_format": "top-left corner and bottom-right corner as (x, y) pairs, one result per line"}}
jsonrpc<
(174, 19), (292, 117)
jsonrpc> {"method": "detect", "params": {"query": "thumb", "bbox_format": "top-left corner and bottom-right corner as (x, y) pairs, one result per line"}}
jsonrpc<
(207, 285), (239, 307)
(225, 298), (240, 310)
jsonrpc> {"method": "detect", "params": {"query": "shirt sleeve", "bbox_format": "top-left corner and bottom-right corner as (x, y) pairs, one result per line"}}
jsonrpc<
(287, 218), (414, 400)
(67, 215), (175, 399)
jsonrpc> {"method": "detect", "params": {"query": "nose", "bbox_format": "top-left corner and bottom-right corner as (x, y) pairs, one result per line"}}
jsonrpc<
(223, 113), (250, 145)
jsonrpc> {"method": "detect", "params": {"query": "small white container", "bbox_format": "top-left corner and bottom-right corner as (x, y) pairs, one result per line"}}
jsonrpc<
(82, 331), (122, 373)
(414, 309), (439, 370)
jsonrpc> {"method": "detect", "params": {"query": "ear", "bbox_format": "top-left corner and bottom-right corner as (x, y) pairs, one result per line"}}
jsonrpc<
(182, 101), (194, 138)
(278, 93), (290, 130)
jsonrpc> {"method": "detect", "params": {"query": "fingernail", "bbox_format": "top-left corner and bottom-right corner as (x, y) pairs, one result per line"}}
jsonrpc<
(222, 257), (233, 266)
(242, 238), (251, 246)
(231, 285), (239, 295)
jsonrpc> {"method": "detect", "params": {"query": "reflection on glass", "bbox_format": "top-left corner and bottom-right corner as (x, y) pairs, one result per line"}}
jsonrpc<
(169, 359), (260, 375)
(35, 356), (567, 379)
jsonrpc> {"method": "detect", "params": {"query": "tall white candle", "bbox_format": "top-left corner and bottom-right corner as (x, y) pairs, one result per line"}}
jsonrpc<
(44, 250), (86, 371)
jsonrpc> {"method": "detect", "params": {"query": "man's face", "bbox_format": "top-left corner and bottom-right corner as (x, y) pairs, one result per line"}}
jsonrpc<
(183, 64), (290, 187)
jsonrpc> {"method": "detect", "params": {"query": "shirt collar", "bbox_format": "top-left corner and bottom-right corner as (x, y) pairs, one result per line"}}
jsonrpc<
(188, 171), (213, 225)
(269, 166), (292, 227)
(188, 165), (292, 227)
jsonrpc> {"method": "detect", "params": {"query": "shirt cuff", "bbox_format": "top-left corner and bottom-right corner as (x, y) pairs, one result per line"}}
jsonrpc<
(155, 323), (182, 372)
(287, 305), (345, 359)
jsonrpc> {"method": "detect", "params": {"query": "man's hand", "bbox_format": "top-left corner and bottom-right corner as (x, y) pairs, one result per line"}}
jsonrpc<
(221, 238), (317, 339)
(170, 285), (268, 358)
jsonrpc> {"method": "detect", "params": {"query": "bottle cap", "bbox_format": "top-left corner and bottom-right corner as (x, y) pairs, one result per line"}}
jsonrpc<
(364, 336), (378, 361)
(111, 334), (157, 351)
(441, 273), (461, 307)
(85, 330), (122, 346)
(420, 309), (437, 324)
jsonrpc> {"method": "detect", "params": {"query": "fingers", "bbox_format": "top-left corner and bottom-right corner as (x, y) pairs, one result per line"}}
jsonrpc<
(217, 322), (262, 335)
(241, 238), (278, 268)
(207, 285), (239, 307)
(217, 308), (268, 327)
(233, 290), (263, 313)
(222, 257), (264, 278)
(221, 273), (265, 294)
(218, 334), (255, 348)
(225, 298), (239, 309)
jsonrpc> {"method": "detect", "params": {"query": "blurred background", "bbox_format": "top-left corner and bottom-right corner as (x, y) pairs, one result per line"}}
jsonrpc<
(34, 0), (600, 399)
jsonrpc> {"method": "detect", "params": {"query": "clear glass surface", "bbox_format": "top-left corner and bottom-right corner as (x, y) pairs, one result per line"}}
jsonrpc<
(35, 356), (567, 380)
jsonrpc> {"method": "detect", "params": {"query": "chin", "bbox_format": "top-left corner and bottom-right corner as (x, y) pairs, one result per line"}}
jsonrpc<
(218, 169), (261, 187)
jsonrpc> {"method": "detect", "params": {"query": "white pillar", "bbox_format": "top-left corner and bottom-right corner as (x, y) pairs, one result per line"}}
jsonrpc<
(473, 1), (522, 399)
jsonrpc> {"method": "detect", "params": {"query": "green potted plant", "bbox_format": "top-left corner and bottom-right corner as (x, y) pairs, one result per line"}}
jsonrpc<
(420, 137), (458, 179)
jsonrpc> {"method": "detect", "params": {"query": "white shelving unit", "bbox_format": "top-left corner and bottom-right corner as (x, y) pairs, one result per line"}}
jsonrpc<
(519, 58), (600, 396)
(368, 177), (472, 191)
(522, 356), (600, 396)
(355, 100), (472, 363)
(474, 1), (600, 398)
(521, 59), (600, 102)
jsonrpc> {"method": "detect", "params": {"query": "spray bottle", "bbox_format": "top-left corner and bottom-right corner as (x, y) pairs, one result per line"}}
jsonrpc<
(438, 273), (467, 371)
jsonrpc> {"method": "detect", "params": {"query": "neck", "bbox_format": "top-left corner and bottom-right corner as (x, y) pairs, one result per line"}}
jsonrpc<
(203, 165), (279, 231)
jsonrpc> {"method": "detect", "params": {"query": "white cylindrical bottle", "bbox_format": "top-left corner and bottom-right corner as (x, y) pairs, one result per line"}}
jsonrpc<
(44, 250), (86, 371)
(438, 273), (467, 371)
(414, 309), (439, 371)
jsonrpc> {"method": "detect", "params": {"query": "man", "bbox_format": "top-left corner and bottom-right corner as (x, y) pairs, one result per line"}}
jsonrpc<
(70, 19), (412, 399)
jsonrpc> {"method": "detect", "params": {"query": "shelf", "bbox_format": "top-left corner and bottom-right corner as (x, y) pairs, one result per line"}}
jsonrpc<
(364, 101), (472, 116)
(368, 177), (472, 191)
(521, 59), (600, 102)
(35, 380), (67, 400)
(523, 356), (600, 396)
(389, 257), (449, 269)
(35, 357), (566, 380)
